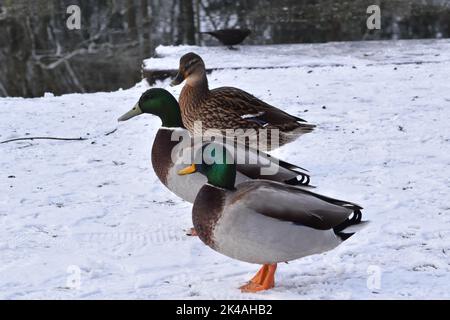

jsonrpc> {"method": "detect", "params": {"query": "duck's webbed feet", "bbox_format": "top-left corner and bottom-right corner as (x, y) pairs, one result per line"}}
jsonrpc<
(240, 264), (277, 293)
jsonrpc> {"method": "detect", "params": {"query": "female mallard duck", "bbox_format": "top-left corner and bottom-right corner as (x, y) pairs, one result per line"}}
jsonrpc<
(118, 88), (311, 205)
(178, 144), (366, 292)
(170, 52), (316, 151)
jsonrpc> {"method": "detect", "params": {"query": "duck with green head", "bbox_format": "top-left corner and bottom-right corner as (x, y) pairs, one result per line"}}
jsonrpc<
(118, 88), (311, 205)
(178, 144), (366, 293)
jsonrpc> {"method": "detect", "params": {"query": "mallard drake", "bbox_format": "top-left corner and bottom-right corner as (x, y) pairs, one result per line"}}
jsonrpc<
(170, 52), (316, 151)
(178, 144), (366, 292)
(201, 28), (251, 49)
(118, 88), (311, 205)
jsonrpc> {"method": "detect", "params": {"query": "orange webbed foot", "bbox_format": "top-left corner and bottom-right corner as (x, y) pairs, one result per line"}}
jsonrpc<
(240, 264), (277, 293)
(240, 281), (271, 293)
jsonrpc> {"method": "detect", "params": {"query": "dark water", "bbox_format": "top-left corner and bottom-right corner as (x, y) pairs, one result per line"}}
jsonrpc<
(0, 0), (449, 97)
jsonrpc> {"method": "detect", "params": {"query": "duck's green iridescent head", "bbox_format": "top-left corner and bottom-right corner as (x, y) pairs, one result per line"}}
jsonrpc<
(178, 143), (237, 190)
(118, 88), (184, 128)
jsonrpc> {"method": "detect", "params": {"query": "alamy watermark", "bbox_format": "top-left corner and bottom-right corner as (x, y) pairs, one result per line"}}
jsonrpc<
(66, 265), (82, 289)
(64, 5), (381, 31)
(367, 5), (381, 30)
(367, 265), (382, 291)
(66, 5), (81, 30)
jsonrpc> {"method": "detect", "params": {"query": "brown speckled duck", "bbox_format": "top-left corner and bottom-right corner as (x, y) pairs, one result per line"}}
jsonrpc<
(170, 52), (315, 151)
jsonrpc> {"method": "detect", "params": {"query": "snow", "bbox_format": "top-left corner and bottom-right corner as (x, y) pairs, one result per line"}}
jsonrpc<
(144, 39), (450, 71)
(1, 39), (450, 299)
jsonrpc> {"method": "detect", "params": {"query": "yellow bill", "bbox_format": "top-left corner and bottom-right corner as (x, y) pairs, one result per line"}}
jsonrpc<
(178, 164), (197, 175)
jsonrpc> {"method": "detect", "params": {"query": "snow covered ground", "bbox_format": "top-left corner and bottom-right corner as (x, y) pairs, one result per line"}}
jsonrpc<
(144, 39), (450, 70)
(0, 40), (449, 299)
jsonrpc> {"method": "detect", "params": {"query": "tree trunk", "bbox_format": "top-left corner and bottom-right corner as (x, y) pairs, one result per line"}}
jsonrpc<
(195, 0), (201, 43)
(127, 0), (137, 38)
(141, 0), (152, 57)
(183, 0), (196, 45)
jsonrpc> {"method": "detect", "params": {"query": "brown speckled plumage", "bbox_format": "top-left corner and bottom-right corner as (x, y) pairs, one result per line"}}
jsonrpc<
(176, 53), (315, 150)
(192, 184), (226, 248)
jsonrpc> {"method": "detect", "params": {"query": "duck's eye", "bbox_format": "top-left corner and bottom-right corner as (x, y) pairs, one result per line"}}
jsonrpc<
(185, 59), (198, 69)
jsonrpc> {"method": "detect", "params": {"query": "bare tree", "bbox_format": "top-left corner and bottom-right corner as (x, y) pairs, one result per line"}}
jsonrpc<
(127, 0), (138, 37)
(141, 0), (152, 56)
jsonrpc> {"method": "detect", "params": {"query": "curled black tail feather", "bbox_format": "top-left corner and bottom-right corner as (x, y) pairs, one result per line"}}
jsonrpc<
(285, 173), (310, 186)
(333, 209), (362, 241)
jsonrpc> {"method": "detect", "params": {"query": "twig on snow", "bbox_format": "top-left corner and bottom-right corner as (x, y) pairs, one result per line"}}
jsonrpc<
(0, 127), (119, 144)
(0, 137), (87, 144)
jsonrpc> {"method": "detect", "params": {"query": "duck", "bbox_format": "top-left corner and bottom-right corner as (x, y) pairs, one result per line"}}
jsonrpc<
(178, 143), (366, 293)
(170, 52), (316, 151)
(201, 28), (251, 49)
(118, 88), (311, 206)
